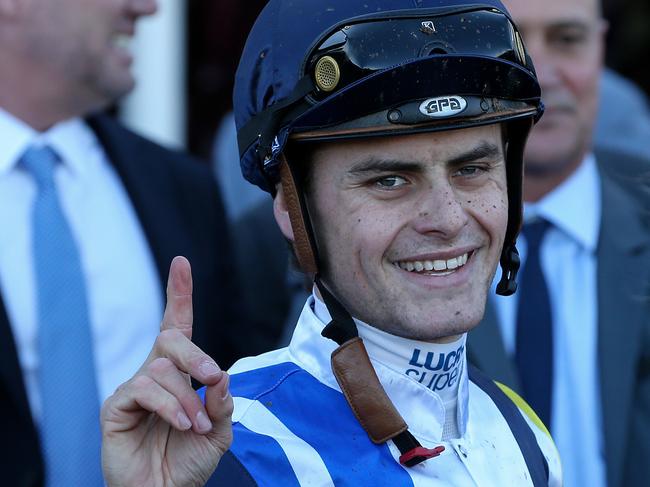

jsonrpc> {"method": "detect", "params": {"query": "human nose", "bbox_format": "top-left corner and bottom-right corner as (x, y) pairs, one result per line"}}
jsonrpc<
(410, 183), (468, 238)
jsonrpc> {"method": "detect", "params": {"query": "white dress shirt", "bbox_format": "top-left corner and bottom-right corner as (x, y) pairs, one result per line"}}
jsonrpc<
(491, 154), (606, 487)
(0, 109), (163, 423)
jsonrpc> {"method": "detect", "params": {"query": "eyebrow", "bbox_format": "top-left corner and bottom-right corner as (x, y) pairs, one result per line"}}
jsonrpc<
(348, 140), (502, 175)
(548, 20), (591, 31)
(349, 158), (422, 175)
(446, 141), (502, 167)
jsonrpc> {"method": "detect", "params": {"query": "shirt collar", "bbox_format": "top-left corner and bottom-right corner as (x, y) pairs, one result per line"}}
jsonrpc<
(288, 293), (470, 443)
(0, 108), (36, 176)
(524, 154), (601, 252)
(0, 108), (97, 177)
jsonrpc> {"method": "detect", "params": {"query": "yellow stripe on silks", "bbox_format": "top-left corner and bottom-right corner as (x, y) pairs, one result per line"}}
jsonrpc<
(495, 381), (553, 441)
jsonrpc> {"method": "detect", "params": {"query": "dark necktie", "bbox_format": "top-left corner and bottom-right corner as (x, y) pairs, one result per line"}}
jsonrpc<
(515, 218), (553, 429)
(21, 145), (104, 486)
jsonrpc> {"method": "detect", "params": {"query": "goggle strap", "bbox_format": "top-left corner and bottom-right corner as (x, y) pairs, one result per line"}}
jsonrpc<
(237, 76), (314, 159)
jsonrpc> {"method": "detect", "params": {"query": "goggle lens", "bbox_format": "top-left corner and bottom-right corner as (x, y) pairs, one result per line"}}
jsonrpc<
(307, 8), (529, 98)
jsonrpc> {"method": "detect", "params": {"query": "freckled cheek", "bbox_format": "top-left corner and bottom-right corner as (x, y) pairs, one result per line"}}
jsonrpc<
(351, 209), (404, 265)
(463, 191), (508, 243)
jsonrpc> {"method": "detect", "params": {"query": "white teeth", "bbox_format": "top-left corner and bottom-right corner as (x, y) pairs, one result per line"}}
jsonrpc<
(396, 252), (470, 274)
(112, 34), (131, 50)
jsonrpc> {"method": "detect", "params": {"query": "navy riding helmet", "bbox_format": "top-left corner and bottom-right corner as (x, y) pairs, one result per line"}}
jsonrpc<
(233, 0), (543, 295)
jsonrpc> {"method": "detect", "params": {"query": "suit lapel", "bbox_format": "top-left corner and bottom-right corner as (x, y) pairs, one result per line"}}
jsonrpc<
(86, 115), (182, 287)
(0, 296), (38, 427)
(85, 115), (220, 359)
(468, 300), (522, 392)
(597, 173), (650, 487)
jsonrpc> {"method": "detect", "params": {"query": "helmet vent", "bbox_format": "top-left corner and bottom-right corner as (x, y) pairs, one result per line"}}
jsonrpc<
(314, 56), (341, 92)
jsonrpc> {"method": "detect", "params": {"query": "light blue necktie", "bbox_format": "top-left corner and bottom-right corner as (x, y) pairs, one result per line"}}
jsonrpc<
(22, 145), (104, 486)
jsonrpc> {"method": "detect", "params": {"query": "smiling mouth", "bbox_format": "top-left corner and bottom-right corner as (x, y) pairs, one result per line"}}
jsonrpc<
(394, 252), (471, 276)
(111, 34), (132, 51)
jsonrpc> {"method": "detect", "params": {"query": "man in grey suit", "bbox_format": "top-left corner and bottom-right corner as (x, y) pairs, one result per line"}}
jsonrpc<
(467, 0), (650, 486)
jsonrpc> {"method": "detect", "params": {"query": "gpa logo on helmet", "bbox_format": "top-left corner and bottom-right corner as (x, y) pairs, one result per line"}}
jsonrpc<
(419, 96), (468, 118)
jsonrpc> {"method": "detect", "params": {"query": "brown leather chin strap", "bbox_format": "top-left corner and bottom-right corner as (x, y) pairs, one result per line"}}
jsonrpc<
(279, 154), (318, 274)
(317, 277), (445, 467)
(331, 337), (408, 442)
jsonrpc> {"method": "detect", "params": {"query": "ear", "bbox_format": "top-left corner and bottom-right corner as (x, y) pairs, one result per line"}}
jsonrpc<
(273, 183), (295, 242)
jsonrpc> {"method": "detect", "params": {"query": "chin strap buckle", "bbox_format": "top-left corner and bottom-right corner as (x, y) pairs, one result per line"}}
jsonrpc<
(399, 445), (446, 467)
(496, 244), (521, 296)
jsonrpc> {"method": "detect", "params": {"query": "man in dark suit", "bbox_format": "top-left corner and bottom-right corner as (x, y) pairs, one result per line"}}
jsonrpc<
(467, 0), (650, 486)
(0, 0), (238, 485)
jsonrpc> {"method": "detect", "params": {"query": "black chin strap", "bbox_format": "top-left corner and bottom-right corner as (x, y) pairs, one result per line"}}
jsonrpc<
(496, 244), (521, 296)
(315, 276), (445, 467)
(316, 276), (358, 343)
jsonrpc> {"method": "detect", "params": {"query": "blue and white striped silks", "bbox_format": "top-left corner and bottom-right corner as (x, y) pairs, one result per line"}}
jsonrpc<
(205, 295), (562, 486)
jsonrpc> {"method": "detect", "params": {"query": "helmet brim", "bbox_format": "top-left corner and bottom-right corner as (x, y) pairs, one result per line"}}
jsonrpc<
(288, 54), (541, 141)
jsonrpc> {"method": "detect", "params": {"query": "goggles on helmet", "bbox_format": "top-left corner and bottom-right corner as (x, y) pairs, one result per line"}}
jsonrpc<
(306, 8), (529, 98)
(237, 6), (541, 166)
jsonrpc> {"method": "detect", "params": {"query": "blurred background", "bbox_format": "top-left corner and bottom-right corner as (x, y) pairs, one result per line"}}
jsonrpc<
(118, 0), (650, 158)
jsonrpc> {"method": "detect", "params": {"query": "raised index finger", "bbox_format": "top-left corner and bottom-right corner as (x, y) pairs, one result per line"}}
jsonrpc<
(161, 256), (194, 339)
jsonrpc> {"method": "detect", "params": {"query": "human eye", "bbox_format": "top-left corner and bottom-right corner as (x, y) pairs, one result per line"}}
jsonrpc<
(549, 26), (588, 51)
(374, 175), (409, 189)
(453, 165), (487, 179)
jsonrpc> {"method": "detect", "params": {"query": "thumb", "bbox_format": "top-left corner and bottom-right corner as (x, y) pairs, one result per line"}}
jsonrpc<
(205, 373), (234, 456)
(161, 256), (194, 339)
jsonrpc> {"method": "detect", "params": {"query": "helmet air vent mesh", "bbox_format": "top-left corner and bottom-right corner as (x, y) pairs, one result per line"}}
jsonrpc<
(314, 56), (341, 92)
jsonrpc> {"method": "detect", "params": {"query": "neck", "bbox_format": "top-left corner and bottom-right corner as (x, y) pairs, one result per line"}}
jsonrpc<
(312, 284), (462, 345)
(523, 154), (586, 202)
(311, 293), (467, 439)
(357, 322), (466, 401)
(312, 293), (466, 400)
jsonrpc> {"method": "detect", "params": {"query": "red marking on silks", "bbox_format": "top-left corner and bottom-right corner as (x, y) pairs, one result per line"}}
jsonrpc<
(399, 445), (446, 467)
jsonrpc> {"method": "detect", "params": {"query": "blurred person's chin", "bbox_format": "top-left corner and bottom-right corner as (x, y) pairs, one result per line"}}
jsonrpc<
(81, 58), (136, 111)
(524, 112), (590, 178)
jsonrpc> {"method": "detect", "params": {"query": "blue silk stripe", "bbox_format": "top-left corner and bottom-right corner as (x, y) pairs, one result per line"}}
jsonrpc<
(226, 362), (414, 486)
(230, 423), (301, 487)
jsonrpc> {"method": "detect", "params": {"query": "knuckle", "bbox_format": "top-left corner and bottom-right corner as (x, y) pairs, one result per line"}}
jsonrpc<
(188, 353), (210, 371)
(131, 374), (155, 391)
(148, 357), (175, 375)
(113, 381), (127, 396)
(222, 396), (235, 418)
(155, 395), (182, 419)
(156, 328), (185, 350)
